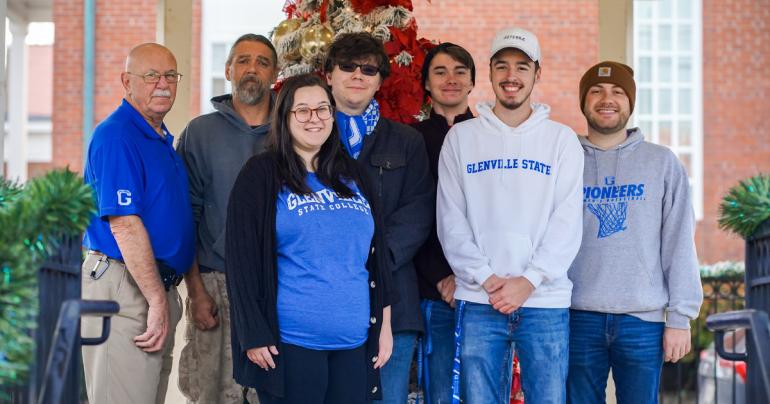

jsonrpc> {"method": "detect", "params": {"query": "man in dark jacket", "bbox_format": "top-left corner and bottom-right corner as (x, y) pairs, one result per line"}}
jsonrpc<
(411, 42), (475, 404)
(176, 33), (277, 404)
(325, 32), (433, 403)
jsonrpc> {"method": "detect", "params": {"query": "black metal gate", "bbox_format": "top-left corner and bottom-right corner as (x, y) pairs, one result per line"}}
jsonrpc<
(742, 221), (770, 402)
(0, 236), (82, 403)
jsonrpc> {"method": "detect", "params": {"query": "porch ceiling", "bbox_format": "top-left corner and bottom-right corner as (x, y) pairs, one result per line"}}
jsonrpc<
(8, 0), (53, 23)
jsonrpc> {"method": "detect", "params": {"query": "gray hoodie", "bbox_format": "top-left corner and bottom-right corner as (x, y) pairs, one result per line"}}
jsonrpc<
(568, 128), (703, 329)
(176, 94), (273, 272)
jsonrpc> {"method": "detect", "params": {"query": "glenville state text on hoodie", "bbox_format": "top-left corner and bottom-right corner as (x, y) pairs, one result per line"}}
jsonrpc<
(569, 128), (703, 329)
(437, 102), (584, 308)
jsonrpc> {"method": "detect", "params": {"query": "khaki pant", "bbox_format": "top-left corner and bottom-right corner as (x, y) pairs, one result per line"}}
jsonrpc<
(81, 253), (182, 404)
(178, 272), (258, 404)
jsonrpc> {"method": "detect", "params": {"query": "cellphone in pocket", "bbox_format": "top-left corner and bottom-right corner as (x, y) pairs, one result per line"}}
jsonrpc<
(89, 255), (111, 280)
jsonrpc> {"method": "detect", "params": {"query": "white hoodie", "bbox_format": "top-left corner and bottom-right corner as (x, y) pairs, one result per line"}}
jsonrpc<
(437, 102), (584, 308)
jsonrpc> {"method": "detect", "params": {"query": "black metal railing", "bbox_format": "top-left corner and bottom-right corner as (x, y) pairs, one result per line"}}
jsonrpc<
(1, 236), (83, 403)
(743, 221), (770, 403)
(707, 310), (770, 402)
(704, 221), (770, 404)
(659, 268), (745, 404)
(0, 236), (120, 404)
(37, 299), (118, 404)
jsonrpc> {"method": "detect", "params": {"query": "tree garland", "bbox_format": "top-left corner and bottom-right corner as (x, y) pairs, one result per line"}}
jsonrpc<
(272, 0), (437, 124)
(0, 170), (94, 387)
(718, 173), (770, 239)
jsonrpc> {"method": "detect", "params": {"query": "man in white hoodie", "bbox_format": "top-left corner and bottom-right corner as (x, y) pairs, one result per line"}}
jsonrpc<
(436, 27), (584, 404)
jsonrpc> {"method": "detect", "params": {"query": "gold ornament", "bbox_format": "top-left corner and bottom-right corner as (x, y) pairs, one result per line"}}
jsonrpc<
(300, 24), (334, 60)
(272, 18), (301, 45)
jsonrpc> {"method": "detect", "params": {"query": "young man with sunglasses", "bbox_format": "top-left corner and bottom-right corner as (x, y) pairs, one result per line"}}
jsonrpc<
(437, 28), (584, 403)
(411, 42), (475, 404)
(325, 32), (433, 403)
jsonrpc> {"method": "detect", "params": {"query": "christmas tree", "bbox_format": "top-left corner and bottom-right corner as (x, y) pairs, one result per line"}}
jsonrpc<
(271, 0), (434, 124)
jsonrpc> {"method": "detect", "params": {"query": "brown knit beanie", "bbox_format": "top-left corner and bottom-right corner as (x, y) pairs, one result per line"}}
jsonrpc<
(579, 61), (636, 114)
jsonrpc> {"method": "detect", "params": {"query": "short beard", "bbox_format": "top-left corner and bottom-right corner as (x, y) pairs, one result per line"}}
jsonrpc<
(585, 108), (630, 135)
(496, 85), (532, 111)
(234, 75), (266, 106)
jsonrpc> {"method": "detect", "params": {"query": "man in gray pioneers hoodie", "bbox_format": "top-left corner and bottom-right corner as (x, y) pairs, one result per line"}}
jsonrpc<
(176, 34), (277, 404)
(567, 61), (703, 404)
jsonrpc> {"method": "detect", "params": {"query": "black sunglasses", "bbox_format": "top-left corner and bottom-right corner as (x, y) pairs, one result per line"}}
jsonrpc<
(337, 62), (380, 76)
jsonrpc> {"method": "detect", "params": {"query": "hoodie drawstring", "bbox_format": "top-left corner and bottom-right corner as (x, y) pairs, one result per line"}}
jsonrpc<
(451, 300), (466, 404)
(416, 300), (434, 404)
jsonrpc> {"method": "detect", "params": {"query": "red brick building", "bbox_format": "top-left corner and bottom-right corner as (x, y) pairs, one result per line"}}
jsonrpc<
(46, 0), (770, 264)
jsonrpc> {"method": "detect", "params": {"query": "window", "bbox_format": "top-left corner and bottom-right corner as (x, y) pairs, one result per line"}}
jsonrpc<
(199, 0), (286, 114)
(633, 0), (703, 219)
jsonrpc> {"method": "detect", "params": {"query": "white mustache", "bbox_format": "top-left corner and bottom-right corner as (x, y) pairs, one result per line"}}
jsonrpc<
(152, 89), (172, 97)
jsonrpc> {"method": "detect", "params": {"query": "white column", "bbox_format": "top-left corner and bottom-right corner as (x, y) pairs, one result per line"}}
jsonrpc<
(7, 19), (28, 182)
(598, 0), (633, 63)
(0, 2), (7, 178)
(158, 0), (192, 137)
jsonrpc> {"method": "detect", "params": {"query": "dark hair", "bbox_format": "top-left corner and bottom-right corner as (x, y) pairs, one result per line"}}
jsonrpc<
(421, 42), (476, 102)
(227, 33), (278, 67)
(267, 74), (359, 197)
(323, 32), (390, 79)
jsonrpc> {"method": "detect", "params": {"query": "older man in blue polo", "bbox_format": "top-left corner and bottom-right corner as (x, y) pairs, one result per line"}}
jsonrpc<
(80, 43), (195, 404)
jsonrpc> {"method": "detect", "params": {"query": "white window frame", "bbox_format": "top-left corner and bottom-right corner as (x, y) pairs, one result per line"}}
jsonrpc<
(200, 39), (231, 114)
(632, 0), (704, 220)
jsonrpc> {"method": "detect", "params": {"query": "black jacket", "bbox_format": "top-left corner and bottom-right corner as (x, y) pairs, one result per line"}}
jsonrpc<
(356, 117), (434, 333)
(224, 152), (395, 400)
(411, 108), (475, 300)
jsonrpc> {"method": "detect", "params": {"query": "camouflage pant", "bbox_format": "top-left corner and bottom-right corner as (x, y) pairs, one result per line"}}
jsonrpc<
(178, 271), (258, 404)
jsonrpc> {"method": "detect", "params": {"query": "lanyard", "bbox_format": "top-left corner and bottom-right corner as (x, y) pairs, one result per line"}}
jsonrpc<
(416, 300), (435, 404)
(451, 300), (466, 404)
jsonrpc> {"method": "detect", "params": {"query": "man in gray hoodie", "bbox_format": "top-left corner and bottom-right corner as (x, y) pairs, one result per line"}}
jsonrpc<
(567, 61), (703, 403)
(176, 33), (277, 404)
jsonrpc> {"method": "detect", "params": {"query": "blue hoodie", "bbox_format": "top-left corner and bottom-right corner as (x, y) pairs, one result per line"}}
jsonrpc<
(568, 128), (703, 329)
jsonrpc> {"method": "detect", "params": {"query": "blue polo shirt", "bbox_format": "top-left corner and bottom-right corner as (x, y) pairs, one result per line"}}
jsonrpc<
(83, 99), (195, 274)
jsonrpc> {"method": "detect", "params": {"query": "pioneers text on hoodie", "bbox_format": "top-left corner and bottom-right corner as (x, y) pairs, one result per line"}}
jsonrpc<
(437, 102), (584, 308)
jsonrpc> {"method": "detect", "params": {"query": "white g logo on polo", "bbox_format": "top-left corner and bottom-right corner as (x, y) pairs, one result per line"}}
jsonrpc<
(117, 190), (132, 206)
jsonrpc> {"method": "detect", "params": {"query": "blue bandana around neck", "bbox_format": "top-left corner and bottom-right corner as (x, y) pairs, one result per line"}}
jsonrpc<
(336, 99), (380, 159)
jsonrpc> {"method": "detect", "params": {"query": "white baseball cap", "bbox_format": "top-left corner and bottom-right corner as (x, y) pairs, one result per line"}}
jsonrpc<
(490, 27), (541, 63)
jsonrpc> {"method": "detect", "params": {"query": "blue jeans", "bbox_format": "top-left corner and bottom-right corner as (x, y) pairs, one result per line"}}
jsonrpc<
(374, 331), (418, 404)
(567, 310), (665, 404)
(420, 300), (455, 404)
(459, 302), (569, 404)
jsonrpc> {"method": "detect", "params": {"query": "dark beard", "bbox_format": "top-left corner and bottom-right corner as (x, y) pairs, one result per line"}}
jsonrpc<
(585, 109), (630, 135)
(235, 76), (266, 105)
(496, 84), (532, 111)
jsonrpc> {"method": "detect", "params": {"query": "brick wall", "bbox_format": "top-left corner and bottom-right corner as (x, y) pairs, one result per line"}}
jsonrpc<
(52, 0), (201, 171)
(699, 0), (770, 263)
(48, 1), (769, 264)
(190, 0), (202, 118)
(414, 0), (770, 264)
(51, 0), (84, 171)
(412, 0), (599, 133)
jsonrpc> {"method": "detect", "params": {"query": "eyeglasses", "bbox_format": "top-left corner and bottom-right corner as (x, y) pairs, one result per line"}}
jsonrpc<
(291, 105), (334, 123)
(337, 62), (380, 76)
(127, 71), (183, 84)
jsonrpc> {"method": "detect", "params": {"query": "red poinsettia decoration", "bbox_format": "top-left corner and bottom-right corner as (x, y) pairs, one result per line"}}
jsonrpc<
(376, 23), (432, 124)
(349, 0), (413, 15)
